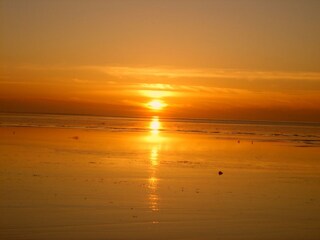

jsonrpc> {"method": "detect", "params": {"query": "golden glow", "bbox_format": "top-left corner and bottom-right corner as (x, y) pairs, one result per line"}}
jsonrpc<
(147, 116), (161, 213)
(150, 147), (159, 166)
(146, 117), (166, 143)
(148, 176), (159, 212)
(149, 116), (161, 135)
(147, 99), (167, 111)
(148, 177), (158, 190)
(140, 89), (173, 99)
(148, 149), (159, 212)
(2, 1), (320, 122)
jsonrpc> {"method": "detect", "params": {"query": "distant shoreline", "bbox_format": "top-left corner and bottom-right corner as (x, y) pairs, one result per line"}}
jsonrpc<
(1, 111), (319, 127)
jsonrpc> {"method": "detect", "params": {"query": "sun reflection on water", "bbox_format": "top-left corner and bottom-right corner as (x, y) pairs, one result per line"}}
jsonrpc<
(147, 116), (161, 214)
(148, 176), (159, 212)
(150, 146), (158, 166)
(150, 116), (161, 135)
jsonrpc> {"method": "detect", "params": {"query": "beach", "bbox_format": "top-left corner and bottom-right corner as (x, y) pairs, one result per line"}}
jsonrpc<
(0, 114), (320, 240)
(2, 0), (320, 239)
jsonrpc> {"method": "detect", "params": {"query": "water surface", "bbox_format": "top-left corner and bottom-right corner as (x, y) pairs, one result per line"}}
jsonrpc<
(0, 114), (319, 239)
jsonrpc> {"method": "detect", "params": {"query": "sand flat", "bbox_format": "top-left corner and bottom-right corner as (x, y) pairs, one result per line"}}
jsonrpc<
(0, 125), (320, 240)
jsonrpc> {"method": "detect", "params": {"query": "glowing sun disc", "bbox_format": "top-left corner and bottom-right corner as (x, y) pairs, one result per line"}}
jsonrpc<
(147, 99), (167, 110)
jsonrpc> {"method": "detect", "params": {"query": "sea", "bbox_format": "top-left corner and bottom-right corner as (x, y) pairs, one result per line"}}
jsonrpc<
(1, 113), (319, 147)
(1, 113), (320, 239)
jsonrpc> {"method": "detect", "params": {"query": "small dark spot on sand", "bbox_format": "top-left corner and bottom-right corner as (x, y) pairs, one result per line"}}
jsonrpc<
(89, 162), (96, 164)
(33, 174), (40, 177)
(72, 136), (79, 140)
(132, 215), (138, 218)
(218, 171), (223, 175)
(237, 140), (240, 143)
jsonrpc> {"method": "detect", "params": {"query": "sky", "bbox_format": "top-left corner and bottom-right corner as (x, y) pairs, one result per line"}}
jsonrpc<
(1, 0), (320, 121)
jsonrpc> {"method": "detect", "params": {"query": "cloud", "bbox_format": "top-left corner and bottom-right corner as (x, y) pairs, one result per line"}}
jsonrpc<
(93, 66), (320, 81)
(3, 64), (320, 83)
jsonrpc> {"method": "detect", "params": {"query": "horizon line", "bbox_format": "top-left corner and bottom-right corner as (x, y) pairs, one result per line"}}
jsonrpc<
(1, 111), (319, 126)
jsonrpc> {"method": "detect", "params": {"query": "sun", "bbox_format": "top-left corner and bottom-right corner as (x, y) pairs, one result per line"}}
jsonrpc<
(147, 99), (167, 111)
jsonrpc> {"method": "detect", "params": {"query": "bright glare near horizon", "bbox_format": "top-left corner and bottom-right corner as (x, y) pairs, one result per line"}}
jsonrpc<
(149, 116), (161, 135)
(147, 100), (167, 111)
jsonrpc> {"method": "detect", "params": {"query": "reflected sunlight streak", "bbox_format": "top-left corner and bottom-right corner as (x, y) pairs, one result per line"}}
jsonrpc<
(148, 116), (161, 213)
(150, 147), (159, 166)
(150, 116), (161, 135)
(148, 172), (159, 212)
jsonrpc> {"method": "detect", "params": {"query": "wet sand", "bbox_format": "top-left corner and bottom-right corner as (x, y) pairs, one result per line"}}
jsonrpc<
(1, 126), (320, 240)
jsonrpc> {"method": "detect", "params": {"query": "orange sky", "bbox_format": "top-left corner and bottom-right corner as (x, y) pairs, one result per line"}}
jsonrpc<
(1, 0), (320, 121)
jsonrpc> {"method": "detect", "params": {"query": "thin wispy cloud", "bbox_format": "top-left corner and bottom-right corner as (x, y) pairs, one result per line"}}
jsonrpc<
(3, 64), (320, 83)
(96, 66), (320, 81)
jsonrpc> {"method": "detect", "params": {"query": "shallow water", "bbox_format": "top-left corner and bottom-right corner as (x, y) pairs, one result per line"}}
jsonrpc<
(1, 113), (320, 146)
(0, 114), (319, 239)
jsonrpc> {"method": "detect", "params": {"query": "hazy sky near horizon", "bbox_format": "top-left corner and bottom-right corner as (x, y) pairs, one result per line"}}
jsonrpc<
(1, 0), (320, 121)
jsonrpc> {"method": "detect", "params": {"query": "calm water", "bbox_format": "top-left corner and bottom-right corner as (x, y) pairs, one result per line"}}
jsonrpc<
(1, 113), (320, 147)
(0, 113), (320, 240)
